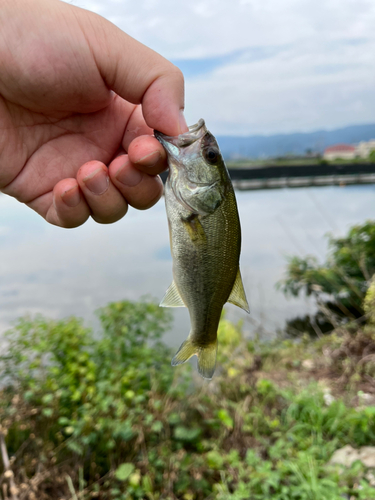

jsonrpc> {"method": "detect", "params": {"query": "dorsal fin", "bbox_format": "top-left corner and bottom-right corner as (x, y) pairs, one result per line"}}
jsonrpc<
(160, 280), (186, 307)
(227, 269), (250, 313)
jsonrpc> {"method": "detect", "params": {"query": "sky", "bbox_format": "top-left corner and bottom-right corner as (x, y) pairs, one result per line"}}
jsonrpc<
(65, 0), (375, 135)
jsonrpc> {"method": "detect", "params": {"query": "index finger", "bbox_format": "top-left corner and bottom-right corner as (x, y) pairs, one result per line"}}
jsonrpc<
(83, 9), (188, 136)
(121, 105), (167, 175)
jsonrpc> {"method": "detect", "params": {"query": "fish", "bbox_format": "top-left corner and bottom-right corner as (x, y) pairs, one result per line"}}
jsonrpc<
(154, 119), (249, 380)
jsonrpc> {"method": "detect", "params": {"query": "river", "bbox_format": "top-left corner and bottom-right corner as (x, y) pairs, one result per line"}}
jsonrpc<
(1, 184), (375, 347)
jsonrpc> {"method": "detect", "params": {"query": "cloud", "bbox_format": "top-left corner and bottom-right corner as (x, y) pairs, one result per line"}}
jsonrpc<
(64, 0), (375, 134)
(75, 0), (375, 57)
(184, 37), (375, 134)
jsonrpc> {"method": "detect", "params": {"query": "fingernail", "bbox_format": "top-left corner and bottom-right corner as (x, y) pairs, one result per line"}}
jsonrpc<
(61, 185), (81, 207)
(179, 110), (188, 134)
(135, 151), (161, 167)
(83, 167), (109, 195)
(115, 164), (143, 187)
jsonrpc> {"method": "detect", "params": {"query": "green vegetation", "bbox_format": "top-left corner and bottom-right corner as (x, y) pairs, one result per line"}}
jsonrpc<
(2, 291), (375, 499)
(278, 220), (375, 336)
(226, 157), (323, 169)
(2, 222), (375, 498)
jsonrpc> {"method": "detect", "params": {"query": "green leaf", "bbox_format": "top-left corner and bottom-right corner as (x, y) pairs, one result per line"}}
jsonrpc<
(217, 409), (234, 429)
(24, 390), (34, 401)
(58, 417), (71, 426)
(142, 475), (153, 493)
(42, 408), (53, 417)
(66, 441), (84, 455)
(151, 421), (163, 433)
(168, 413), (181, 425)
(206, 451), (224, 469)
(113, 423), (134, 442)
(115, 463), (135, 481)
(41, 393), (54, 405)
(173, 426), (201, 442)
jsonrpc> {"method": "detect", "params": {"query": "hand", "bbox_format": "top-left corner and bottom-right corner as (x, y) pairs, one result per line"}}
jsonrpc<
(0, 0), (188, 227)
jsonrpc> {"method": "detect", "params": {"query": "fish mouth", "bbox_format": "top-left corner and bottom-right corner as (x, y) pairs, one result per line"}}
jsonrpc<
(154, 119), (207, 154)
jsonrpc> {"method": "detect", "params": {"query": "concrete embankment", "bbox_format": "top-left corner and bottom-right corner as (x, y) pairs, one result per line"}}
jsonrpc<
(228, 163), (375, 190)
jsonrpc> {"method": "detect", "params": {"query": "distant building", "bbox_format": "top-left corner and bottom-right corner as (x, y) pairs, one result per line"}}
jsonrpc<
(323, 144), (356, 161)
(356, 139), (375, 158)
(323, 139), (375, 161)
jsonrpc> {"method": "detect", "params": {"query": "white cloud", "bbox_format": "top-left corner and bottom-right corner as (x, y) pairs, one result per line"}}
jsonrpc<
(74, 0), (375, 57)
(64, 0), (375, 134)
(184, 38), (375, 134)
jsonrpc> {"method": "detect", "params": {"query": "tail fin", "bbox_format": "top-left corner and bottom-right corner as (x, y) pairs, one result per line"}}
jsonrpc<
(171, 338), (218, 380)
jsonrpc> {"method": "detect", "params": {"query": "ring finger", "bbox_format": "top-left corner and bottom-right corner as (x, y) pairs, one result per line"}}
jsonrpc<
(77, 160), (128, 223)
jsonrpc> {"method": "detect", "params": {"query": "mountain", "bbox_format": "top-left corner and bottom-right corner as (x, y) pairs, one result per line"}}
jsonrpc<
(216, 123), (375, 159)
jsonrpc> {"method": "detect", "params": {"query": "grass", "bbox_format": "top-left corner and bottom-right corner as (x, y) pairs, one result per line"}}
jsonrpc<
(1, 299), (375, 499)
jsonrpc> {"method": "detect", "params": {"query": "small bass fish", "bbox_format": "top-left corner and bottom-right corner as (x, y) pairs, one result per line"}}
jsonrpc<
(155, 119), (249, 380)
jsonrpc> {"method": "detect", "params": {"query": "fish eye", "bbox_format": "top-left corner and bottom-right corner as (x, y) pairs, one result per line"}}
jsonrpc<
(203, 148), (219, 164)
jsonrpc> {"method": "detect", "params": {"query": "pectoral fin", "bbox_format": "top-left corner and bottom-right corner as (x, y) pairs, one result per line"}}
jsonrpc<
(227, 269), (250, 313)
(182, 214), (206, 244)
(160, 280), (186, 307)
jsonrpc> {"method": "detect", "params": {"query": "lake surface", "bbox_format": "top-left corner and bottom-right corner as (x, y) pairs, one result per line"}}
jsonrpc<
(1, 184), (375, 348)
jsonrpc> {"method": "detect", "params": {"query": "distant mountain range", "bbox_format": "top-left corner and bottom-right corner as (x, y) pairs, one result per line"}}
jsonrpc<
(216, 123), (375, 159)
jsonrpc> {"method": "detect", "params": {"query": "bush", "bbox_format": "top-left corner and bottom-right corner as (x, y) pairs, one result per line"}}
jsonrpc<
(1, 299), (375, 499)
(278, 220), (375, 335)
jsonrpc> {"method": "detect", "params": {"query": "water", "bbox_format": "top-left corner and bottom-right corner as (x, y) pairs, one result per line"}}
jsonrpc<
(1, 184), (375, 347)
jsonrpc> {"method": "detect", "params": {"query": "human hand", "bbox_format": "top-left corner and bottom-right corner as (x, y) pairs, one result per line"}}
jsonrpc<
(0, 0), (187, 227)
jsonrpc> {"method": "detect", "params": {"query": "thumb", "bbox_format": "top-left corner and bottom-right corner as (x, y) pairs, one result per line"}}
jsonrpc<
(84, 10), (188, 136)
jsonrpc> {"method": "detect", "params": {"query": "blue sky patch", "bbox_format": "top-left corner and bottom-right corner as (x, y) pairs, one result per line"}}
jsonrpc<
(171, 51), (242, 78)
(171, 45), (285, 78)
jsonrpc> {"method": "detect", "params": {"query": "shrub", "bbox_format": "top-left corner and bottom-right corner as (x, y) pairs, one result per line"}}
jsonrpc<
(278, 220), (375, 335)
(1, 299), (375, 498)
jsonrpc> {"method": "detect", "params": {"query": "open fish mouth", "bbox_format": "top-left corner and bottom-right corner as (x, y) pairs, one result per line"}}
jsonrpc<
(154, 119), (207, 150)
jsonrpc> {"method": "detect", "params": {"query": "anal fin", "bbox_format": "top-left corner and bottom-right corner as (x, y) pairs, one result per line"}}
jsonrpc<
(160, 280), (186, 308)
(171, 339), (197, 365)
(227, 269), (250, 313)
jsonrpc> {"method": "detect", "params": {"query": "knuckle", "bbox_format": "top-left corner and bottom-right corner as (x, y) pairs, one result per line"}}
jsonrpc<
(170, 65), (184, 85)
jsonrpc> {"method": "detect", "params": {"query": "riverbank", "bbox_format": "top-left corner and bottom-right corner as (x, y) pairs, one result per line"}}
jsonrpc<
(226, 158), (375, 169)
(1, 298), (375, 499)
